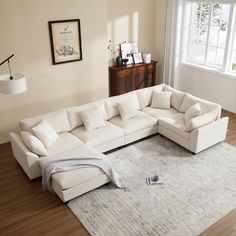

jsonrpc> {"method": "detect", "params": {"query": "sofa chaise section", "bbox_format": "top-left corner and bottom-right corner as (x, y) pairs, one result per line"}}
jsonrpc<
(39, 144), (110, 202)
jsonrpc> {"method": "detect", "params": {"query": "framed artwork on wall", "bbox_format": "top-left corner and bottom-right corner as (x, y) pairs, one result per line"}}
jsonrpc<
(48, 19), (82, 65)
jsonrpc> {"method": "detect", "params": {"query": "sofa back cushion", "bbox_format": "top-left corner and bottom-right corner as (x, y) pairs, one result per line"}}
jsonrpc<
(164, 85), (186, 111)
(104, 91), (140, 119)
(179, 93), (221, 120)
(136, 83), (165, 109)
(19, 109), (70, 133)
(117, 98), (139, 120)
(151, 91), (172, 109)
(66, 99), (108, 130)
(80, 106), (106, 131)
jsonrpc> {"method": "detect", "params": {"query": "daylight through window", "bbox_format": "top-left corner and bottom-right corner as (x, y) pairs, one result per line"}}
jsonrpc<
(183, 1), (236, 74)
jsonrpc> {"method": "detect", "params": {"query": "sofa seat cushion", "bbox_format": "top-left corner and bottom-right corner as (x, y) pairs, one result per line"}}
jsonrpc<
(39, 144), (106, 190)
(109, 111), (157, 135)
(45, 132), (84, 157)
(52, 166), (105, 190)
(71, 121), (125, 147)
(142, 107), (179, 120)
(159, 113), (190, 140)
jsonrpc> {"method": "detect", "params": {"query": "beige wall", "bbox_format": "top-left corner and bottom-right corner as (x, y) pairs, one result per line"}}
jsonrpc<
(0, 0), (168, 144)
(107, 0), (157, 67)
(0, 0), (108, 143)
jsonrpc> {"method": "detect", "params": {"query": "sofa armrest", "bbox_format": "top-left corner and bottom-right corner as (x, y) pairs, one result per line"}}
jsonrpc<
(190, 117), (229, 153)
(10, 132), (41, 180)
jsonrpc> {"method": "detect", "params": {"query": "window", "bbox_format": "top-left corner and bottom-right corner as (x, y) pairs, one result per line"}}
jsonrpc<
(182, 1), (236, 74)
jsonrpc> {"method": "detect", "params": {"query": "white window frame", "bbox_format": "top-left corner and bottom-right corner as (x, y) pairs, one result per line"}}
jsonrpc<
(181, 0), (236, 77)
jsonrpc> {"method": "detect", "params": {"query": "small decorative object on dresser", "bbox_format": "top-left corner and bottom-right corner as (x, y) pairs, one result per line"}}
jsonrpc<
(133, 52), (143, 64)
(122, 58), (129, 67)
(109, 60), (157, 96)
(142, 53), (152, 63)
(116, 56), (123, 67)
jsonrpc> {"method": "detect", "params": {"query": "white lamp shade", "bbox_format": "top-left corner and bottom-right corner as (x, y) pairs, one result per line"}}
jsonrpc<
(0, 73), (27, 95)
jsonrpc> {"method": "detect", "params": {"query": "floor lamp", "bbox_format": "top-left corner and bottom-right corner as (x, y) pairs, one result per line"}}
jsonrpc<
(0, 54), (27, 95)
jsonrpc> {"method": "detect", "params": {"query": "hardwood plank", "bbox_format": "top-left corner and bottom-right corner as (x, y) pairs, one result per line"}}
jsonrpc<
(0, 109), (235, 236)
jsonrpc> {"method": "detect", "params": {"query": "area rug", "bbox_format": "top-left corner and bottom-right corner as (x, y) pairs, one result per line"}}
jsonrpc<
(68, 135), (236, 236)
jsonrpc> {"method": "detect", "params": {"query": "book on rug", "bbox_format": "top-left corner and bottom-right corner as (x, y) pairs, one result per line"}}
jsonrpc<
(145, 175), (164, 185)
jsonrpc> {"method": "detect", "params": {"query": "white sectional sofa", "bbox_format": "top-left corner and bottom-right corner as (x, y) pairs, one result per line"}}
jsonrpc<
(10, 84), (229, 202)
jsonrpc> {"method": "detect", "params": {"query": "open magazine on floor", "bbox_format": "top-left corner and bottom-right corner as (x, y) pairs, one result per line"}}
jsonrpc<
(145, 175), (164, 185)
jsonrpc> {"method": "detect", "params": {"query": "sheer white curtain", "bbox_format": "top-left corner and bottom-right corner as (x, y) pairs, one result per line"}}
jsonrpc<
(163, 0), (184, 88)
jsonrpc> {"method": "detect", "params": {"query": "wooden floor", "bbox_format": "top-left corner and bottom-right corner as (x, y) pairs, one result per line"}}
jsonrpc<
(0, 110), (235, 236)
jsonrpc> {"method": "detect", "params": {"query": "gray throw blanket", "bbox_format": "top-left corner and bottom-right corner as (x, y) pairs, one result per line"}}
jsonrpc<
(41, 155), (124, 192)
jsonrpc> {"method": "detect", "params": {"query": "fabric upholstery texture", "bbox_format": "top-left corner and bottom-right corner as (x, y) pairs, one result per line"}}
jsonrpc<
(10, 132), (41, 180)
(32, 120), (58, 148)
(185, 113), (215, 132)
(66, 99), (108, 130)
(39, 145), (108, 191)
(136, 83), (165, 109)
(109, 111), (157, 135)
(117, 98), (139, 120)
(179, 93), (221, 120)
(19, 109), (70, 133)
(159, 113), (190, 140)
(21, 131), (47, 156)
(45, 132), (84, 157)
(71, 121), (125, 147)
(142, 107), (178, 120)
(164, 85), (186, 111)
(53, 167), (104, 190)
(80, 107), (106, 131)
(104, 91), (140, 119)
(151, 91), (172, 109)
(184, 103), (202, 124)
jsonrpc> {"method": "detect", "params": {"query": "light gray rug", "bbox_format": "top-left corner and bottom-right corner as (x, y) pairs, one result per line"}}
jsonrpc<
(68, 135), (236, 236)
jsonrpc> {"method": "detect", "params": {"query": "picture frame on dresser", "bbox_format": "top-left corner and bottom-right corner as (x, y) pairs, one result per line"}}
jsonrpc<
(48, 19), (83, 65)
(133, 53), (143, 64)
(120, 42), (138, 65)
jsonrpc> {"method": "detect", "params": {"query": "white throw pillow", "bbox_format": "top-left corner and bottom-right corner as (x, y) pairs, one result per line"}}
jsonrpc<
(164, 85), (186, 111)
(32, 120), (58, 148)
(151, 91), (172, 109)
(66, 100), (108, 130)
(185, 113), (215, 132)
(184, 103), (202, 124)
(21, 131), (47, 156)
(136, 84), (165, 109)
(80, 107), (106, 131)
(104, 92), (140, 119)
(117, 98), (139, 120)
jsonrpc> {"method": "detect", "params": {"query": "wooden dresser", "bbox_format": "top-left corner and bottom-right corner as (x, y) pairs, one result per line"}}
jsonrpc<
(109, 60), (157, 96)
